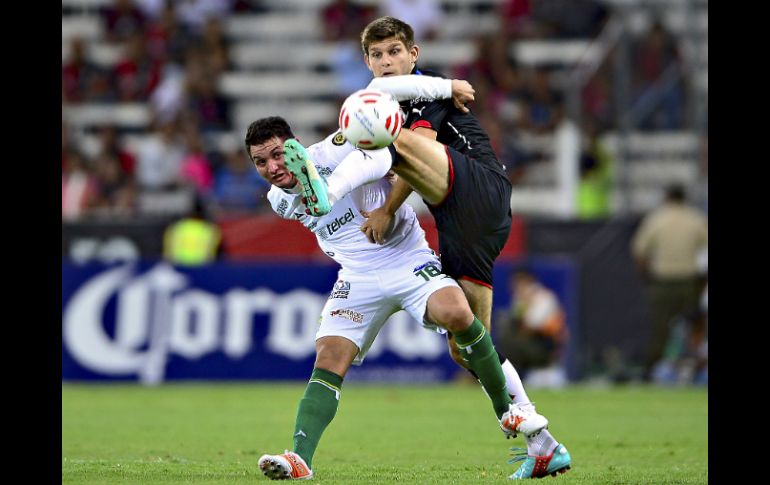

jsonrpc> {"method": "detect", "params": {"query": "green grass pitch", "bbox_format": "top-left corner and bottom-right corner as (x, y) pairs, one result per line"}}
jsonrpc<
(62, 383), (707, 484)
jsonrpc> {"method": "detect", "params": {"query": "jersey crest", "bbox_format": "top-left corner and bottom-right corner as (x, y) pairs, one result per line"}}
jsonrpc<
(332, 132), (346, 145)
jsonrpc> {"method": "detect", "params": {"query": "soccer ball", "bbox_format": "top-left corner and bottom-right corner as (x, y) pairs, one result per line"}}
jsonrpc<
(339, 88), (403, 149)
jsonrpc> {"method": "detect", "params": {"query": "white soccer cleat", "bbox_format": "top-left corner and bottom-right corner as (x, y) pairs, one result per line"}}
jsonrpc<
(499, 402), (549, 439)
(258, 450), (314, 480)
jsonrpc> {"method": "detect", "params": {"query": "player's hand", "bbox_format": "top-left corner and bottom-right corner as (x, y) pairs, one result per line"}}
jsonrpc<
(360, 207), (395, 245)
(384, 170), (397, 184)
(450, 79), (475, 113)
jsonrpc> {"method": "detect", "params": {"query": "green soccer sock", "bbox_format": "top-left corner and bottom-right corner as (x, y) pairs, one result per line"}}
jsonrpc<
(292, 368), (344, 469)
(453, 317), (512, 419)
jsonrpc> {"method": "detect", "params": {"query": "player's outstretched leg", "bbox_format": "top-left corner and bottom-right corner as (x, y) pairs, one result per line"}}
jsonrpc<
(258, 451), (313, 480)
(508, 443), (572, 480)
(283, 139), (331, 215)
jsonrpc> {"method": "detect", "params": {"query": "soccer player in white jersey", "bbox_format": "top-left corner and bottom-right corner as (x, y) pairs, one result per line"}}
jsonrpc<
(246, 114), (547, 481)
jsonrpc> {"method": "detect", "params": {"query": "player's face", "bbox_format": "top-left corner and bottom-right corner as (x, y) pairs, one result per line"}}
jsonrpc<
(249, 136), (297, 189)
(365, 37), (418, 77)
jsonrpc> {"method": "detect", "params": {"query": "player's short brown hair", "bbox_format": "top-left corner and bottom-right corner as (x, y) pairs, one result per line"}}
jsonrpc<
(361, 16), (415, 56)
(244, 116), (295, 155)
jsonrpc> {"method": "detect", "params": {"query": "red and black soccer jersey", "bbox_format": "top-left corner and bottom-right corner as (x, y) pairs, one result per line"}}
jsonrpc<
(397, 67), (513, 288)
(400, 67), (507, 180)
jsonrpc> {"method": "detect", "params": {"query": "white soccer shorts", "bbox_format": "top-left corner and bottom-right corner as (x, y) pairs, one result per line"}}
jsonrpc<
(316, 249), (460, 365)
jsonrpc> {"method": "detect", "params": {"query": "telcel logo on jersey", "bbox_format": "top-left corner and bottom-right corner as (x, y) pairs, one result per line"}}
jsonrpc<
(325, 208), (355, 236)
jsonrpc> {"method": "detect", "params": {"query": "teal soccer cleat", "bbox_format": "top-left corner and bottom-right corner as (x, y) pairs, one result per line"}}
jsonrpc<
(509, 443), (571, 479)
(283, 139), (332, 216)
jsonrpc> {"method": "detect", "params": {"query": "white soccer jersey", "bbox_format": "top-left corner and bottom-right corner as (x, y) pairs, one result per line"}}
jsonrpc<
(267, 132), (431, 272)
(263, 75), (462, 364)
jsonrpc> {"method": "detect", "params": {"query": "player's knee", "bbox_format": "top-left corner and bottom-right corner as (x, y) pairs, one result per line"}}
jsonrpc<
(427, 287), (474, 333)
(314, 336), (358, 377)
(434, 302), (474, 334)
(314, 355), (350, 378)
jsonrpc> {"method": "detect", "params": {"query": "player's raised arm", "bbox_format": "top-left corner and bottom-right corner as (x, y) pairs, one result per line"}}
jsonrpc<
(324, 147), (394, 205)
(367, 75), (475, 112)
(283, 138), (395, 215)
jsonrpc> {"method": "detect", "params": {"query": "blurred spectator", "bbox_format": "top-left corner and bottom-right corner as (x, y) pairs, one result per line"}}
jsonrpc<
(478, 112), (537, 185)
(631, 184), (708, 382)
(323, 1), (374, 103)
(524, 0), (566, 38)
(112, 32), (164, 101)
(96, 124), (137, 175)
(487, 59), (530, 126)
(62, 149), (100, 220)
(630, 19), (685, 130)
(496, 269), (569, 388)
(179, 124), (214, 195)
(520, 68), (564, 133)
(102, 0), (148, 44)
(498, 0), (539, 40)
(91, 152), (137, 217)
(133, 0), (166, 21)
(554, 0), (608, 39)
(62, 37), (112, 103)
(580, 64), (614, 132)
(145, 0), (191, 65)
(62, 121), (75, 170)
(500, 0), (607, 40)
(527, 0), (608, 39)
(186, 72), (231, 132)
(196, 16), (231, 75)
(151, 63), (187, 123)
(451, 35), (516, 112)
(330, 29), (376, 99)
(175, 0), (233, 36)
(575, 119), (613, 219)
(135, 119), (186, 190)
(380, 0), (444, 41)
(651, 282), (708, 386)
(646, 240), (706, 387)
(321, 0), (373, 42)
(212, 139), (270, 214)
(163, 197), (222, 266)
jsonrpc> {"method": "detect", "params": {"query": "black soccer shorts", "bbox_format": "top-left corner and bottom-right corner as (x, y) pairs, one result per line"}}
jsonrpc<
(428, 146), (513, 288)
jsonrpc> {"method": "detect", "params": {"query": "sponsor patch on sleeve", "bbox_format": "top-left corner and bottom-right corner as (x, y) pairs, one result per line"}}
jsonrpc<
(277, 199), (289, 217)
(332, 132), (346, 145)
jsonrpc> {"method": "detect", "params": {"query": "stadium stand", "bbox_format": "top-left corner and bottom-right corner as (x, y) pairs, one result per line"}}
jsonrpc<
(62, 0), (707, 219)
